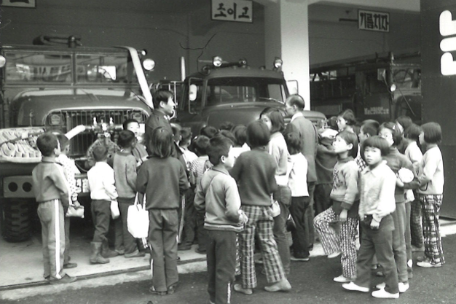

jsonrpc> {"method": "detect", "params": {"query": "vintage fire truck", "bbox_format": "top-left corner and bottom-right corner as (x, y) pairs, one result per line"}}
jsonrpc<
(309, 51), (422, 124)
(0, 36), (155, 241)
(173, 56), (326, 135)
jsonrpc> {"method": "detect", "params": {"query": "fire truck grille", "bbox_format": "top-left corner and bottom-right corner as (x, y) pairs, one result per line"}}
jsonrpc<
(47, 109), (148, 158)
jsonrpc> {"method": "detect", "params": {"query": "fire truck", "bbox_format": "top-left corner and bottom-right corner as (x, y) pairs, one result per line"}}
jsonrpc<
(174, 56), (326, 135)
(0, 36), (155, 241)
(309, 51), (422, 124)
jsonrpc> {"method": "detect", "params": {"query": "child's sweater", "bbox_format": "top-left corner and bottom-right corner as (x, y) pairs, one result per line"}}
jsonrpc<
(113, 151), (137, 199)
(32, 156), (70, 208)
(268, 132), (289, 186)
(359, 161), (396, 222)
(417, 146), (444, 195)
(230, 147), (278, 206)
(136, 156), (188, 209)
(316, 137), (337, 185)
(194, 167), (243, 232)
(330, 157), (360, 217)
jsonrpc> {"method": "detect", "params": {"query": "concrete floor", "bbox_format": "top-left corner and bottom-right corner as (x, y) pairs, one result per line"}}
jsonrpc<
(1, 215), (455, 294)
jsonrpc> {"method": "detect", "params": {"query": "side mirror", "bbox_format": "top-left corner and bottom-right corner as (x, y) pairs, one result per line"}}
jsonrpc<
(189, 84), (197, 101)
(287, 80), (298, 95)
(377, 68), (386, 81)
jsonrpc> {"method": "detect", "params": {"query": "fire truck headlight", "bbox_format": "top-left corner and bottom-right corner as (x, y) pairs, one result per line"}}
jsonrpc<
(390, 83), (397, 92)
(0, 55), (6, 68)
(213, 56), (223, 67)
(140, 49), (148, 56)
(273, 57), (283, 69)
(143, 59), (155, 71)
(49, 114), (62, 125)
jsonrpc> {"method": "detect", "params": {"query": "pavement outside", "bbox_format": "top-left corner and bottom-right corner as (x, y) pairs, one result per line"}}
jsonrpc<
(1, 217), (456, 302)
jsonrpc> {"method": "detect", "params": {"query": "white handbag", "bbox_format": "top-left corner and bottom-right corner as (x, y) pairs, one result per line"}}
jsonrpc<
(127, 194), (149, 238)
(111, 200), (120, 219)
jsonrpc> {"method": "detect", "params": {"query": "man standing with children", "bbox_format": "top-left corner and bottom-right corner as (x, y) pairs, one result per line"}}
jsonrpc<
(31, 90), (446, 303)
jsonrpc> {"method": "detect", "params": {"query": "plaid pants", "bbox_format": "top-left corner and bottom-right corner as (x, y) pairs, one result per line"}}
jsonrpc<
(419, 194), (445, 265)
(239, 205), (285, 289)
(314, 208), (358, 279)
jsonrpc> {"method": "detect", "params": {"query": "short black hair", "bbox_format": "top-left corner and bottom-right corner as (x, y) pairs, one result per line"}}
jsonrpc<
(199, 125), (219, 139)
(55, 133), (69, 151)
(149, 127), (174, 158)
(117, 130), (136, 149)
(338, 109), (357, 126)
(246, 120), (270, 149)
(285, 132), (301, 155)
(153, 89), (173, 109)
(286, 94), (305, 110)
(361, 122), (378, 137)
(404, 123), (422, 142)
(92, 145), (108, 162)
(219, 130), (236, 144)
(192, 135), (210, 156)
(421, 122), (442, 144)
(207, 135), (232, 166)
(362, 136), (390, 156)
(380, 121), (403, 146)
(36, 133), (59, 157)
(219, 121), (235, 131)
(396, 115), (413, 132)
(260, 107), (285, 133)
(232, 125), (247, 147)
(122, 118), (139, 131)
(337, 130), (358, 158)
(179, 127), (193, 147)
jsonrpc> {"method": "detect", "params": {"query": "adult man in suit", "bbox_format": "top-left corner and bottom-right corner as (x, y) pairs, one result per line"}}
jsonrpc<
(284, 94), (318, 250)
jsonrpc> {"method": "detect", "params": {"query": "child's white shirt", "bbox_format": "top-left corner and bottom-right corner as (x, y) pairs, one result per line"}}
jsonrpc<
(288, 153), (309, 197)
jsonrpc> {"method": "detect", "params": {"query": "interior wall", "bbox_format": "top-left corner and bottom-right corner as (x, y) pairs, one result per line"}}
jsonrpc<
(0, 0), (265, 83)
(309, 3), (421, 65)
(0, 1), (420, 81)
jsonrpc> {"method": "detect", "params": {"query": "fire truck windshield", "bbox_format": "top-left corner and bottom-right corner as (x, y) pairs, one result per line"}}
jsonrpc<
(206, 77), (286, 105)
(3, 50), (137, 85)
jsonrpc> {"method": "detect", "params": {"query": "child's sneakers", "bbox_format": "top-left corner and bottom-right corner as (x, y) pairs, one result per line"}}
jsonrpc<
(417, 259), (442, 268)
(342, 282), (369, 293)
(264, 278), (292, 292)
(372, 289), (399, 299)
(234, 284), (253, 295)
(333, 275), (351, 283)
(49, 274), (77, 285)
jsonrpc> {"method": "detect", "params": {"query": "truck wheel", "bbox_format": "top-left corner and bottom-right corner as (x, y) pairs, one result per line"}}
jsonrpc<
(2, 202), (31, 242)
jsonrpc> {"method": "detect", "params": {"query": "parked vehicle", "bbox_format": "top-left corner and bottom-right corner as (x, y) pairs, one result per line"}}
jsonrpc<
(173, 57), (326, 135)
(0, 36), (154, 242)
(309, 51), (422, 124)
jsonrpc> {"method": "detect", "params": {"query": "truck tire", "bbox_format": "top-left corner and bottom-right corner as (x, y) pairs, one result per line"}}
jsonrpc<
(2, 202), (31, 242)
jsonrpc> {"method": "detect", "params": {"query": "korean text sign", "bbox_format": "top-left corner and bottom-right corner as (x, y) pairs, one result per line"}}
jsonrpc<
(358, 9), (389, 32)
(212, 0), (253, 23)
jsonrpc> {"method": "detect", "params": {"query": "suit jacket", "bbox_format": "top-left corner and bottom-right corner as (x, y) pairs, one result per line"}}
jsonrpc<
(284, 115), (318, 183)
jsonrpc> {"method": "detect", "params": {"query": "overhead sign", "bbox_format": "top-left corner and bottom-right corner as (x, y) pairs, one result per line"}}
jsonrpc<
(358, 9), (389, 32)
(211, 0), (253, 23)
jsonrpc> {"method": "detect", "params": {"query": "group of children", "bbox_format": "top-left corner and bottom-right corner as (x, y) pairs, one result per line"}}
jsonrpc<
(32, 93), (445, 302)
(32, 119), (148, 284)
(312, 109), (445, 299)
